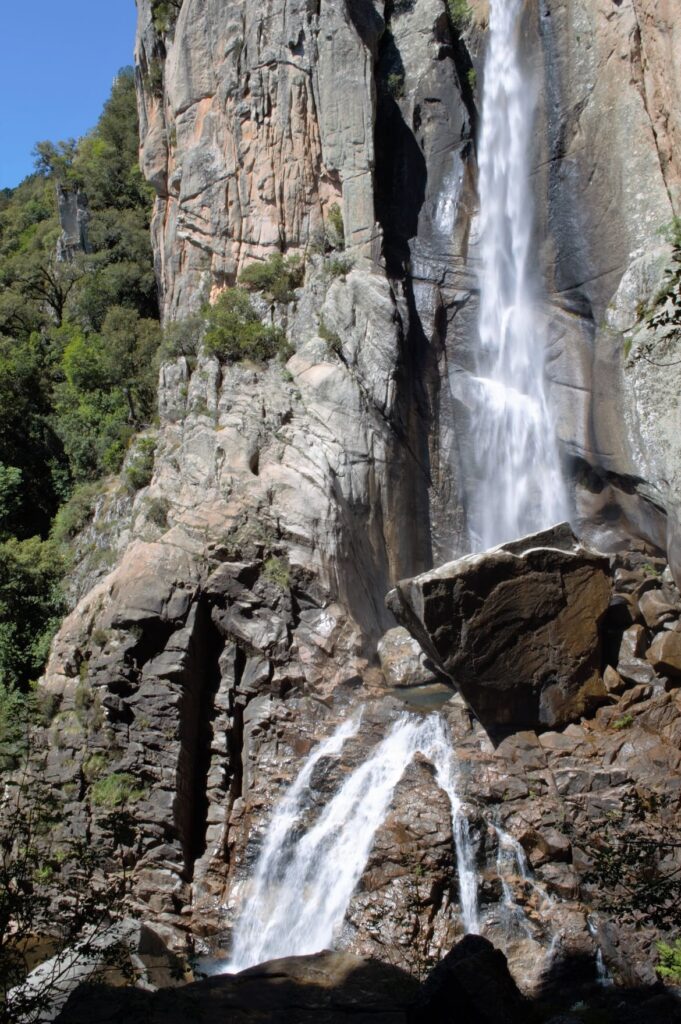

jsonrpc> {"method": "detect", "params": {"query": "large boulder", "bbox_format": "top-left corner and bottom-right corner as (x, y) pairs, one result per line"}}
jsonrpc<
(408, 935), (528, 1024)
(386, 525), (612, 735)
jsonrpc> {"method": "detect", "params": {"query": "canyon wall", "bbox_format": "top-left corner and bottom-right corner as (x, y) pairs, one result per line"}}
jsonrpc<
(36, 0), (681, 988)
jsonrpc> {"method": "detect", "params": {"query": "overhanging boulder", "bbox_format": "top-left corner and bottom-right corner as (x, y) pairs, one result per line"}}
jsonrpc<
(386, 524), (612, 735)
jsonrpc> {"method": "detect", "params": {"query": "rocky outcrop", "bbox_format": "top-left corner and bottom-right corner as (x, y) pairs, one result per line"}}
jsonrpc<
(135, 0), (384, 319)
(377, 627), (442, 689)
(410, 935), (528, 1024)
(530, 0), (681, 567)
(387, 525), (612, 733)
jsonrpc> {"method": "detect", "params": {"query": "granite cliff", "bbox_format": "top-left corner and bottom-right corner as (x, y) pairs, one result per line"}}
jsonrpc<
(34, 0), (681, 1002)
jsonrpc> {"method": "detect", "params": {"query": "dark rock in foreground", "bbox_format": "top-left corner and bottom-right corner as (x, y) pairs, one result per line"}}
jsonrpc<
(386, 524), (612, 735)
(53, 935), (681, 1024)
(57, 951), (419, 1023)
(408, 935), (528, 1024)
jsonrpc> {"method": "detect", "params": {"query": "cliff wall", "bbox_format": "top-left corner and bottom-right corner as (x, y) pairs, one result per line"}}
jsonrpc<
(36, 0), (681, 983)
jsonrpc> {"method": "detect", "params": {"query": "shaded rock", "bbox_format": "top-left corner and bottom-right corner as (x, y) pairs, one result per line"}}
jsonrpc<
(387, 526), (611, 734)
(603, 665), (625, 695)
(377, 627), (441, 689)
(409, 935), (528, 1024)
(57, 951), (419, 1024)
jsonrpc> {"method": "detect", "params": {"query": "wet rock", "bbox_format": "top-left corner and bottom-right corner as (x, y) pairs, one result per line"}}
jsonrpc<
(387, 525), (611, 734)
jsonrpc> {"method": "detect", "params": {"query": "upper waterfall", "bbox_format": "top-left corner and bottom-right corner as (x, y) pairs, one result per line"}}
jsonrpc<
(466, 0), (567, 550)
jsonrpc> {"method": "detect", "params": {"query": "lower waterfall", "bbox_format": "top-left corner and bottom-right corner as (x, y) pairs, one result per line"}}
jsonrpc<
(225, 713), (478, 972)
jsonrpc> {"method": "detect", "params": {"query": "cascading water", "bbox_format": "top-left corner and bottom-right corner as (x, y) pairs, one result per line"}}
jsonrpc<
(467, 0), (567, 550)
(226, 714), (478, 972)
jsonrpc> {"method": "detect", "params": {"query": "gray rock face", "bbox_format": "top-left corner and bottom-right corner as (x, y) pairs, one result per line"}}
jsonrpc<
(387, 525), (612, 734)
(56, 186), (90, 261)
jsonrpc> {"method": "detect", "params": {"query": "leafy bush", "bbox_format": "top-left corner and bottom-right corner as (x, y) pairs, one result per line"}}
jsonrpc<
(0, 537), (65, 691)
(612, 713), (634, 731)
(0, 762), (137, 1021)
(446, 0), (471, 31)
(50, 481), (103, 544)
(327, 203), (345, 250)
(151, 0), (183, 35)
(159, 315), (202, 360)
(90, 772), (146, 808)
(124, 437), (157, 492)
(325, 255), (354, 280)
(263, 555), (290, 590)
(239, 254), (304, 303)
(657, 939), (681, 982)
(145, 496), (170, 529)
(203, 288), (290, 364)
(319, 317), (343, 356)
(0, 684), (32, 771)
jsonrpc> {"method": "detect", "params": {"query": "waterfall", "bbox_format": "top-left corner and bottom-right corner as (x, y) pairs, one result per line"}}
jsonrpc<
(467, 0), (567, 550)
(225, 713), (478, 972)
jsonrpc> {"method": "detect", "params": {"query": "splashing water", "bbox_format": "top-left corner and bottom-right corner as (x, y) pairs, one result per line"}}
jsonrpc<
(494, 827), (555, 938)
(467, 0), (567, 550)
(225, 714), (478, 972)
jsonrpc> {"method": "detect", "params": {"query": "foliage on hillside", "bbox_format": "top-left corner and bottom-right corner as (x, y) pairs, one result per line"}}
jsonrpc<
(0, 68), (159, 694)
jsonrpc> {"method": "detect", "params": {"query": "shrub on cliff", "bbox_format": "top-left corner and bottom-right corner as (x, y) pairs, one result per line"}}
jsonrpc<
(203, 288), (291, 364)
(657, 939), (681, 983)
(151, 0), (184, 35)
(446, 0), (471, 32)
(239, 254), (303, 304)
(0, 70), (160, 692)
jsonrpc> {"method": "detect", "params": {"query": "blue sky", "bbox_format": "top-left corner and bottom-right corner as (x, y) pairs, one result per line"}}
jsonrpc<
(0, 1), (138, 189)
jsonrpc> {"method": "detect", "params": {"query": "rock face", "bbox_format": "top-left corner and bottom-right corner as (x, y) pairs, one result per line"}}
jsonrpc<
(34, 0), (681, 1002)
(387, 525), (612, 733)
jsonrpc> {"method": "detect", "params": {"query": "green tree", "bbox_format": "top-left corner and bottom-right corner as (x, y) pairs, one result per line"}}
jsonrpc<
(0, 338), (65, 538)
(0, 537), (65, 691)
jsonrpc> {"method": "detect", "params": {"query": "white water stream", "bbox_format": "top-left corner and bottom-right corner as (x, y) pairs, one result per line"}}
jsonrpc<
(467, 0), (567, 549)
(226, 714), (478, 972)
